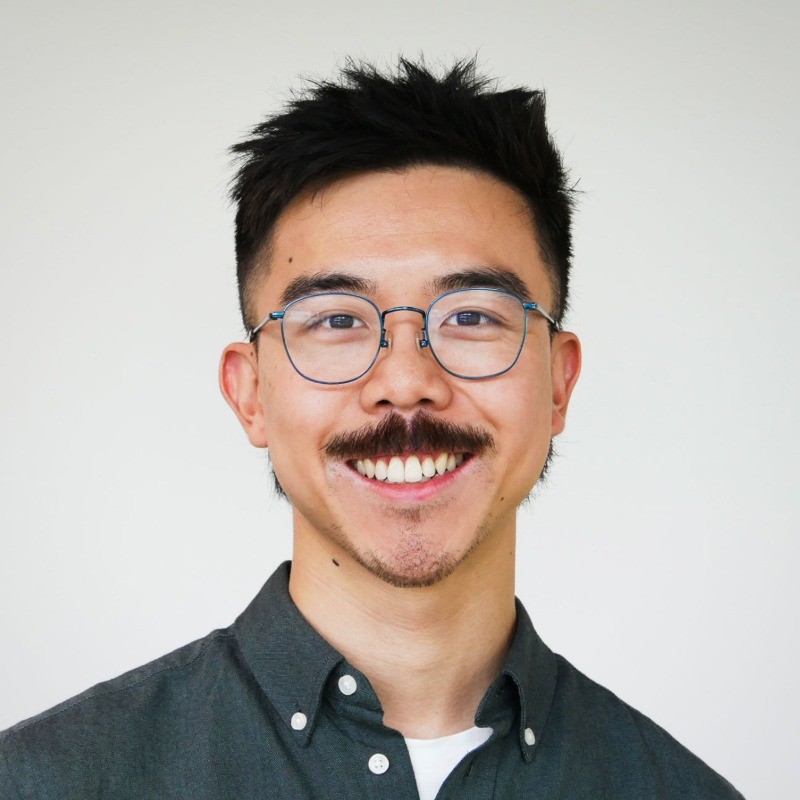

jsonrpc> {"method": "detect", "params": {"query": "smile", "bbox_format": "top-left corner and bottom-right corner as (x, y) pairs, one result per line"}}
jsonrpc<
(350, 452), (468, 484)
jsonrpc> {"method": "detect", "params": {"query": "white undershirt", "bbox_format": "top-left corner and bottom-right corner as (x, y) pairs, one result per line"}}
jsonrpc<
(404, 726), (493, 800)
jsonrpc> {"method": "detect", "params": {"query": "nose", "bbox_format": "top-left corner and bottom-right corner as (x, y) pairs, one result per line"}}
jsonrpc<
(359, 308), (453, 413)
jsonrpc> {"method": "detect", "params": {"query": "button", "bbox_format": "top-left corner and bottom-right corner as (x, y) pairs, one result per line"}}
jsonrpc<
(368, 753), (389, 774)
(524, 727), (536, 746)
(291, 712), (307, 731)
(338, 674), (357, 696)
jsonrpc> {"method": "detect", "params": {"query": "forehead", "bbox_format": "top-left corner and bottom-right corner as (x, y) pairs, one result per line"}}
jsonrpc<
(261, 166), (552, 307)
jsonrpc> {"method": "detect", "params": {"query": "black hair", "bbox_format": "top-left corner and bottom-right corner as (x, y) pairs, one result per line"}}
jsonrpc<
(230, 57), (575, 331)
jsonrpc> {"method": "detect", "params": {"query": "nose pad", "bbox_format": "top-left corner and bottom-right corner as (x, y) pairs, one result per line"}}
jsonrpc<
(379, 329), (430, 351)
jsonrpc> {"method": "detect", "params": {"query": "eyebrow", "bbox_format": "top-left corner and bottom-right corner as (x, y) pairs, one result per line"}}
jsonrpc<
(426, 266), (532, 300)
(279, 271), (379, 306)
(277, 265), (532, 308)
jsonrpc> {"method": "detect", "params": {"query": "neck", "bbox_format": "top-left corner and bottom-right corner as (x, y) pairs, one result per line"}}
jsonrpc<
(289, 519), (517, 739)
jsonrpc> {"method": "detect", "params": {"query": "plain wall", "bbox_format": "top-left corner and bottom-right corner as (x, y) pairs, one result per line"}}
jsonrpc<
(1, 1), (798, 797)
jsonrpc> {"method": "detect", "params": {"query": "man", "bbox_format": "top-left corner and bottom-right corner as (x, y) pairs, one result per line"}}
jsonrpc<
(0, 58), (743, 799)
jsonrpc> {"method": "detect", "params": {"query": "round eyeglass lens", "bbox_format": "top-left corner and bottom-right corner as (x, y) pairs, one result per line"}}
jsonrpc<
(426, 289), (527, 378)
(280, 293), (382, 383)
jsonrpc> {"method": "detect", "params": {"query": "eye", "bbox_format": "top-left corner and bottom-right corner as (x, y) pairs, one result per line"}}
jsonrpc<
(443, 309), (498, 327)
(304, 311), (370, 333)
(323, 314), (362, 329)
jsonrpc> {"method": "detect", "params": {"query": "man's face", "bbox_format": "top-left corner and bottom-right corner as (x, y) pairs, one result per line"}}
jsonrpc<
(222, 166), (580, 588)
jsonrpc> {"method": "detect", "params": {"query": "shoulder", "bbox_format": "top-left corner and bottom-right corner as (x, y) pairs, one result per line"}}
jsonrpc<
(0, 628), (238, 798)
(548, 654), (744, 799)
(2, 629), (235, 740)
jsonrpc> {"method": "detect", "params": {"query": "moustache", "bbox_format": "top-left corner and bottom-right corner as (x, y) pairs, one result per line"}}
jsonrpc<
(324, 411), (495, 461)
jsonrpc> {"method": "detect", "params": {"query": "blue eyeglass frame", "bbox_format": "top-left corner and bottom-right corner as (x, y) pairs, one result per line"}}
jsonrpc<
(247, 287), (557, 385)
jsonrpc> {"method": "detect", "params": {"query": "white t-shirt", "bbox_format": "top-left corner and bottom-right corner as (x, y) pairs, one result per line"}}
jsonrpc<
(404, 726), (493, 800)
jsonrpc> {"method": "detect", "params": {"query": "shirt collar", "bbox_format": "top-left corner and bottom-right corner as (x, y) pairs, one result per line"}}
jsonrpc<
(232, 561), (343, 745)
(499, 598), (559, 762)
(233, 561), (558, 759)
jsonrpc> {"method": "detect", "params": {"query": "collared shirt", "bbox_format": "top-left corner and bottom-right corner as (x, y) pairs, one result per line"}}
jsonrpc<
(0, 562), (743, 799)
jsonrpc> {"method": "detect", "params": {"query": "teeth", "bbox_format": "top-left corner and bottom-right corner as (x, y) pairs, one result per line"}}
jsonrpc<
(404, 456), (423, 483)
(387, 457), (405, 483)
(355, 453), (466, 484)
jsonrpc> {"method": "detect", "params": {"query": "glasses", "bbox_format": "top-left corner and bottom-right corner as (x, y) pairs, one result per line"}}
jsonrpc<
(248, 287), (556, 385)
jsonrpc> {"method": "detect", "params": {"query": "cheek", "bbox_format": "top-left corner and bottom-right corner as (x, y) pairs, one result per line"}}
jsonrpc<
(260, 372), (345, 480)
(480, 361), (553, 469)
(484, 360), (552, 429)
(508, 388), (552, 471)
(259, 351), (315, 435)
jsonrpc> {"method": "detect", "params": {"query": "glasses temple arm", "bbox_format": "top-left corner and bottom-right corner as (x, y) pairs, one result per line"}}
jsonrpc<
(523, 302), (557, 329)
(247, 311), (284, 342)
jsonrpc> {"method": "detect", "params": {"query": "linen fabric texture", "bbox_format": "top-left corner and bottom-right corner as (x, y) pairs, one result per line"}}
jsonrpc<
(0, 562), (744, 799)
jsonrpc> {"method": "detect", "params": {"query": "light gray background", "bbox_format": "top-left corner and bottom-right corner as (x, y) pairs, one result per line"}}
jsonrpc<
(1, 1), (797, 797)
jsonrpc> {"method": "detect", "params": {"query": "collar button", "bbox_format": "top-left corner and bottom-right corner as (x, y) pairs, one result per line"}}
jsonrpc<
(291, 712), (308, 731)
(368, 753), (389, 774)
(524, 727), (536, 746)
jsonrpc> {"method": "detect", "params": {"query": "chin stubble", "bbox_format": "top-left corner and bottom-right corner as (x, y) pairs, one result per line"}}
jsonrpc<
(320, 511), (496, 589)
(266, 436), (556, 589)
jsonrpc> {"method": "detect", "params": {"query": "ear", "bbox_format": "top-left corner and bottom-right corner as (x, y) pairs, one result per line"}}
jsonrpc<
(550, 332), (582, 437)
(219, 342), (269, 448)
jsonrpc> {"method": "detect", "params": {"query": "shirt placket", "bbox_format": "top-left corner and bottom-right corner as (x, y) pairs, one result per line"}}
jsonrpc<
(318, 664), (421, 799)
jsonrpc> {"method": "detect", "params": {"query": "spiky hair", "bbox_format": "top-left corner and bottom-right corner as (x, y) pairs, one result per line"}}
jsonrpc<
(230, 57), (575, 330)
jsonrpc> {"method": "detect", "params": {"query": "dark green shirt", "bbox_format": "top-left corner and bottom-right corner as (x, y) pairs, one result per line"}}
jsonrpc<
(0, 562), (743, 799)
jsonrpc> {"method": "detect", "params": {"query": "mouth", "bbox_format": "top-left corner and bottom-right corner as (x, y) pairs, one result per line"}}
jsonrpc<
(349, 452), (470, 484)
